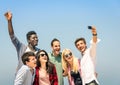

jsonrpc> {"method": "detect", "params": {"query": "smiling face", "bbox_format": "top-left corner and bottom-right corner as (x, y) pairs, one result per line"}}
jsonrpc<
(39, 51), (48, 63)
(26, 56), (37, 69)
(52, 41), (61, 56)
(28, 34), (38, 47)
(76, 40), (87, 54)
(36, 50), (49, 67)
(27, 31), (38, 47)
(63, 49), (73, 63)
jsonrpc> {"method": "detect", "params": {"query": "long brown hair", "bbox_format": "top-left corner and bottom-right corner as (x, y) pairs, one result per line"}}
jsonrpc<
(36, 50), (54, 74)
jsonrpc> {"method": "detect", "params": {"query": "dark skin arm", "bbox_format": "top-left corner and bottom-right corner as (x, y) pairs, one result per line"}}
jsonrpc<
(4, 12), (14, 37)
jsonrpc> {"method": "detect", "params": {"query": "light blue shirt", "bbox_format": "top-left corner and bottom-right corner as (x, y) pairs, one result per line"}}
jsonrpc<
(14, 65), (35, 85)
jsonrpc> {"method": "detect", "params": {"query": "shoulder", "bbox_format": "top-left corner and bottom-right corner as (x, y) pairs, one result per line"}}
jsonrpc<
(35, 47), (40, 51)
(48, 52), (52, 56)
(48, 52), (54, 59)
(59, 52), (62, 55)
(16, 65), (30, 75)
(20, 65), (30, 72)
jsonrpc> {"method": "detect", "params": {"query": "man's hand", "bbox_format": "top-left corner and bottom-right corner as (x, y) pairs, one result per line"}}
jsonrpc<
(4, 12), (12, 20)
(91, 26), (97, 43)
(91, 26), (97, 35)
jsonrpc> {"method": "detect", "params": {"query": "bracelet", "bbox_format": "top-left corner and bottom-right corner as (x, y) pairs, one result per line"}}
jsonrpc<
(93, 34), (97, 36)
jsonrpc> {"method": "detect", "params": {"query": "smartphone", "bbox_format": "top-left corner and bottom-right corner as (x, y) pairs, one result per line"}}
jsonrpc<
(88, 26), (92, 29)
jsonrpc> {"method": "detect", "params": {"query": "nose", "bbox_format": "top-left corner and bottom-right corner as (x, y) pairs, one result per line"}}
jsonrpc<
(77, 45), (81, 48)
(35, 37), (38, 40)
(68, 55), (71, 58)
(35, 37), (38, 41)
(57, 46), (60, 49)
(35, 58), (37, 61)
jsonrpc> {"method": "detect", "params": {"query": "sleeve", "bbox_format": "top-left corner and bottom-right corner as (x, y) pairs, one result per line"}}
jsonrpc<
(67, 66), (74, 85)
(11, 35), (22, 52)
(68, 75), (75, 85)
(90, 38), (100, 58)
(33, 67), (39, 85)
(52, 66), (58, 85)
(14, 67), (27, 85)
(11, 35), (26, 60)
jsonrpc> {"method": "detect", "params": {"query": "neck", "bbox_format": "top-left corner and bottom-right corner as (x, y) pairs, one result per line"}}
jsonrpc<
(41, 62), (46, 70)
(28, 44), (36, 52)
(68, 61), (73, 68)
(52, 52), (59, 57)
(30, 68), (34, 75)
(81, 47), (87, 56)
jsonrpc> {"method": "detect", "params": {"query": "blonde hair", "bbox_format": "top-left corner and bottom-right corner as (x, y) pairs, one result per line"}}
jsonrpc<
(62, 48), (79, 74)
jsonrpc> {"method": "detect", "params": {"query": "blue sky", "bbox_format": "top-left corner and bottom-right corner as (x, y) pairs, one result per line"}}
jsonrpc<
(0, 0), (120, 85)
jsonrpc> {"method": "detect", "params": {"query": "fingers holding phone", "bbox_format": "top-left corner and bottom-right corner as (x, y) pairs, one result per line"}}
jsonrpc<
(88, 26), (97, 35)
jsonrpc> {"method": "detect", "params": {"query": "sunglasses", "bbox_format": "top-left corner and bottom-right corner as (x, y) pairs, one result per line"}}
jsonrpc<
(40, 53), (46, 57)
(65, 52), (72, 58)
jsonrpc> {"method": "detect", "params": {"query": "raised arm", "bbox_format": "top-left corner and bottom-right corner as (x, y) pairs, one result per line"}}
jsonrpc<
(91, 26), (97, 43)
(4, 12), (14, 37)
(90, 26), (98, 58)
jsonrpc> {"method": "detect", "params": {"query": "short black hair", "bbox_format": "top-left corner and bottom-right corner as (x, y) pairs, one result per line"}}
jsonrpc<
(22, 52), (35, 65)
(51, 38), (60, 46)
(26, 31), (37, 40)
(74, 37), (86, 47)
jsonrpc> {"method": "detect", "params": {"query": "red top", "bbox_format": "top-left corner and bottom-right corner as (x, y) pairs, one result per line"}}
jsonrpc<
(33, 66), (58, 85)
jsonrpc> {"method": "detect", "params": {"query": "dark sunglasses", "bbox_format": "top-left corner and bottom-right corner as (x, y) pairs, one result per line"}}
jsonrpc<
(40, 53), (46, 57)
(65, 52), (72, 58)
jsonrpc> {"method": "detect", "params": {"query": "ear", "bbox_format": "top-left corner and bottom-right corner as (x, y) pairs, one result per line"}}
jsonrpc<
(51, 45), (53, 48)
(27, 39), (30, 44)
(26, 61), (29, 65)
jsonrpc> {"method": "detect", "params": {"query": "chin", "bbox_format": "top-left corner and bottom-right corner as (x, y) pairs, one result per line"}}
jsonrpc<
(79, 50), (82, 53)
(34, 65), (37, 67)
(55, 52), (60, 55)
(43, 60), (47, 62)
(35, 44), (38, 46)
